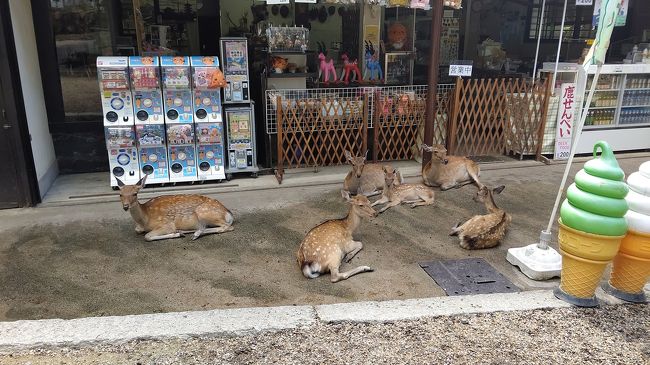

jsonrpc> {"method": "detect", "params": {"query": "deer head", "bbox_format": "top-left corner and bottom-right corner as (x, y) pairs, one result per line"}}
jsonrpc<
(474, 185), (505, 204)
(422, 144), (449, 165)
(116, 175), (148, 211)
(382, 165), (400, 187)
(345, 150), (369, 178)
(342, 190), (378, 218)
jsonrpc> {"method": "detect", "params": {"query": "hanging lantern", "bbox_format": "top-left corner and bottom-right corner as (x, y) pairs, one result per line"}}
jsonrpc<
(444, 0), (462, 9)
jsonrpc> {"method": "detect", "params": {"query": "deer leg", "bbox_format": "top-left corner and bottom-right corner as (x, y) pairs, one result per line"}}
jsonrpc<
(371, 196), (389, 207)
(330, 263), (373, 283)
(192, 225), (234, 240)
(378, 200), (401, 213)
(144, 226), (183, 242)
(135, 224), (146, 234)
(410, 192), (435, 208)
(343, 240), (363, 263)
(467, 166), (483, 188)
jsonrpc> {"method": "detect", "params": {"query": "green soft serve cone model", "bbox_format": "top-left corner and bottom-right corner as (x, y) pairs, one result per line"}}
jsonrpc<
(560, 141), (629, 236)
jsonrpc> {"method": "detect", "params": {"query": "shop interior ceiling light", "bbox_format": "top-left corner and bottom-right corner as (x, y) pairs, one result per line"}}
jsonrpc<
(507, 0), (619, 281)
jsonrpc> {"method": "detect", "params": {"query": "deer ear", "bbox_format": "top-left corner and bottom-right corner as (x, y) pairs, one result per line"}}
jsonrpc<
(116, 178), (125, 188)
(493, 185), (506, 194)
(363, 150), (369, 161)
(341, 189), (351, 202)
(344, 150), (353, 161)
(135, 174), (148, 189)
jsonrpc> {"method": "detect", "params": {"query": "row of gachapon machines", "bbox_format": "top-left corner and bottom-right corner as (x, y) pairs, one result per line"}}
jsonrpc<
(105, 122), (225, 186)
(97, 56), (225, 126)
(99, 56), (227, 186)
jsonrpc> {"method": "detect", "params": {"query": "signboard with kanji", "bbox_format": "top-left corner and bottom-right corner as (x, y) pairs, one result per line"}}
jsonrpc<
(449, 64), (472, 77)
(554, 83), (577, 160)
(576, 0), (593, 5)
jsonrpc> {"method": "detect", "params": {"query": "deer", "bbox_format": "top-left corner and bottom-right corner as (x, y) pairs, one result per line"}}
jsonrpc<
(342, 150), (403, 197)
(297, 191), (377, 282)
(116, 175), (234, 241)
(421, 144), (482, 190)
(372, 166), (435, 213)
(449, 185), (512, 250)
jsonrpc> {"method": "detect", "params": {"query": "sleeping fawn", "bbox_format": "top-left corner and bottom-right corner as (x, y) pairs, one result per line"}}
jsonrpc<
(297, 191), (377, 282)
(450, 185), (511, 250)
(117, 175), (234, 241)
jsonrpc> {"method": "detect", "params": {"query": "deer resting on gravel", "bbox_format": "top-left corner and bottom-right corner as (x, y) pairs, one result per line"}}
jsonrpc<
(342, 150), (403, 197)
(117, 175), (234, 241)
(421, 144), (482, 190)
(372, 166), (435, 213)
(450, 185), (511, 250)
(297, 191), (377, 282)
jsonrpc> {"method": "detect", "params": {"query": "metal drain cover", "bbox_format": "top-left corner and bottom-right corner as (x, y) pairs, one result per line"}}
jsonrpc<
(419, 258), (520, 296)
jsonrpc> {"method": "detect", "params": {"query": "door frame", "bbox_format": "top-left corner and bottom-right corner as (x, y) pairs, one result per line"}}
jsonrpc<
(0, 0), (40, 207)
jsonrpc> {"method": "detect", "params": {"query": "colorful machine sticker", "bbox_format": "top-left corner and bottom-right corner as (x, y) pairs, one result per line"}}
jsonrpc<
(139, 146), (169, 182)
(161, 56), (193, 124)
(166, 123), (195, 145)
(105, 126), (136, 148)
(190, 56), (220, 68)
(227, 110), (252, 147)
(196, 123), (223, 145)
(223, 40), (248, 75)
(168, 145), (197, 181)
(97, 57), (134, 126)
(163, 89), (194, 123)
(192, 89), (222, 123)
(108, 147), (140, 186)
(136, 124), (165, 147)
(160, 56), (190, 88)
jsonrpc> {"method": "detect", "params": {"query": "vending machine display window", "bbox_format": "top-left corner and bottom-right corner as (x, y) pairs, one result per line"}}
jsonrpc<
(220, 38), (250, 104)
(224, 106), (258, 178)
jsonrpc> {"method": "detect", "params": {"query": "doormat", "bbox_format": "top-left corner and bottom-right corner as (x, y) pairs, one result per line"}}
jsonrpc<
(419, 258), (520, 296)
(468, 155), (507, 164)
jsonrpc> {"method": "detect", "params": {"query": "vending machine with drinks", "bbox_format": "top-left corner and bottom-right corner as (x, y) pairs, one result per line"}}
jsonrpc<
(161, 56), (197, 183)
(97, 56), (139, 187)
(191, 56), (226, 181)
(220, 37), (250, 104)
(224, 105), (259, 178)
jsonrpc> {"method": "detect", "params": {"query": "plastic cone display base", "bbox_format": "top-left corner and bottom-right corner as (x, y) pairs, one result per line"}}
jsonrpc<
(554, 286), (599, 307)
(608, 252), (650, 297)
(602, 282), (648, 303)
(558, 249), (608, 300)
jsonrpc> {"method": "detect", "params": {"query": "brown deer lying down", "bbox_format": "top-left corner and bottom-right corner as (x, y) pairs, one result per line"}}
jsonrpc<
(421, 144), (482, 190)
(117, 175), (234, 241)
(372, 166), (436, 213)
(297, 191), (376, 282)
(343, 150), (403, 197)
(450, 185), (511, 250)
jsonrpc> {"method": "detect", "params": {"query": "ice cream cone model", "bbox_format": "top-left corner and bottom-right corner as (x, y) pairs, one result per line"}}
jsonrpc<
(555, 141), (629, 306)
(604, 161), (650, 303)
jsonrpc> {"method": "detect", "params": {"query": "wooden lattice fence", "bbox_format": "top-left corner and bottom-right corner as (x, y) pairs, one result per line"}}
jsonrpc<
(275, 95), (368, 183)
(448, 77), (551, 158)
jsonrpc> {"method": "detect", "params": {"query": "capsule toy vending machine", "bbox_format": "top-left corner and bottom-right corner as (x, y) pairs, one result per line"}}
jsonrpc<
(129, 56), (168, 184)
(191, 56), (226, 181)
(224, 105), (259, 178)
(161, 56), (197, 183)
(97, 56), (140, 187)
(220, 37), (250, 104)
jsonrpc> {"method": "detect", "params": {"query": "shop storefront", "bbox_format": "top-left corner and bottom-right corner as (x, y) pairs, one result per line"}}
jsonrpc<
(2, 0), (649, 207)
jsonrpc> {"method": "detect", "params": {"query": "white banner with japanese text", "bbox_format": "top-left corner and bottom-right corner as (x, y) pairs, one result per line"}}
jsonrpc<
(554, 83), (577, 160)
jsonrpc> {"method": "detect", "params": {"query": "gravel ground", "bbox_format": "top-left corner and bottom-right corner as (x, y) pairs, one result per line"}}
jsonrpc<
(2, 304), (648, 364)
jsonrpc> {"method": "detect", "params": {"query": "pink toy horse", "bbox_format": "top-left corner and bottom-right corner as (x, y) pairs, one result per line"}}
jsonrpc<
(340, 53), (362, 85)
(317, 42), (337, 85)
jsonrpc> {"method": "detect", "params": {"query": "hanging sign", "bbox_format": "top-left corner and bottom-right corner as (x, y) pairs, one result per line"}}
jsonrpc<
(554, 83), (576, 160)
(295, 0), (317, 3)
(266, 0), (290, 4)
(576, 0), (592, 5)
(449, 61), (473, 77)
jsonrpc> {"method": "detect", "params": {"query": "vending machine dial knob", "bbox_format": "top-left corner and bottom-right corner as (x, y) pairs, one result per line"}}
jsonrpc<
(136, 110), (149, 121)
(167, 110), (179, 120)
(117, 153), (131, 166)
(171, 163), (183, 173)
(199, 162), (211, 171)
(149, 153), (158, 162)
(196, 109), (208, 119)
(112, 166), (125, 177)
(177, 152), (187, 161)
(143, 99), (153, 108)
(142, 165), (154, 175)
(111, 98), (125, 110)
(202, 97), (211, 105)
(106, 111), (119, 123)
(206, 151), (215, 159)
(173, 98), (183, 107)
